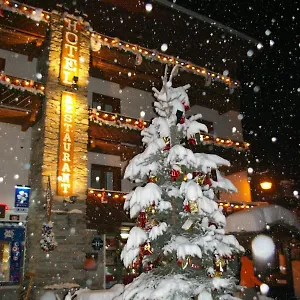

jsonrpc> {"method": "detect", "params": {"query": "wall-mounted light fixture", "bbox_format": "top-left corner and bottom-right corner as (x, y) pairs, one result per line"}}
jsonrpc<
(120, 226), (131, 240)
(260, 181), (272, 190)
(72, 76), (78, 90)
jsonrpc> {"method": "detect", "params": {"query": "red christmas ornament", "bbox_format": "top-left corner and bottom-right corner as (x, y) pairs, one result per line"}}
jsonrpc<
(170, 169), (181, 181)
(137, 212), (147, 228)
(184, 104), (190, 111)
(204, 174), (212, 186)
(188, 137), (196, 145)
(179, 116), (185, 124)
(184, 204), (191, 212)
(163, 137), (171, 151)
(181, 98), (190, 111)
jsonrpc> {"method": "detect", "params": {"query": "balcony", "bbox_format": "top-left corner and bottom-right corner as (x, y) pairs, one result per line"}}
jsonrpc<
(88, 109), (146, 161)
(0, 2), (48, 60)
(0, 73), (45, 130)
(88, 109), (249, 170)
(86, 188), (268, 233)
(87, 189), (131, 233)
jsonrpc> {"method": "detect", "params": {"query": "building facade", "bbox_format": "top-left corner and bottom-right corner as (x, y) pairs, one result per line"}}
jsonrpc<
(0, 0), (264, 296)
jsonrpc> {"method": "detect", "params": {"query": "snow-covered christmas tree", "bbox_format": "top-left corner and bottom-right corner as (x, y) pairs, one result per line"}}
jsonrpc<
(120, 66), (244, 300)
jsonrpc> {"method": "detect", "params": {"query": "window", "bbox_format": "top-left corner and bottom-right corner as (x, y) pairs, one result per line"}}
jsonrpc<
(198, 119), (214, 134)
(0, 57), (5, 72)
(91, 164), (121, 191)
(92, 93), (120, 113)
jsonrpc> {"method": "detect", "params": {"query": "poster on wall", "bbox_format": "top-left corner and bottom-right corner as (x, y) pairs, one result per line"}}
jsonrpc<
(0, 226), (25, 283)
(14, 186), (31, 209)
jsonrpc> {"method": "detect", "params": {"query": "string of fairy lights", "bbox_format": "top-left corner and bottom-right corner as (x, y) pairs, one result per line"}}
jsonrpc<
(88, 189), (260, 212)
(89, 109), (250, 150)
(89, 32), (240, 89)
(1, 0), (240, 89)
(0, 73), (45, 95)
(1, 0), (50, 22)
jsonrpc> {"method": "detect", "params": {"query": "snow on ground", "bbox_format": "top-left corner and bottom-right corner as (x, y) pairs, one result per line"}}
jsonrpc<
(74, 284), (124, 300)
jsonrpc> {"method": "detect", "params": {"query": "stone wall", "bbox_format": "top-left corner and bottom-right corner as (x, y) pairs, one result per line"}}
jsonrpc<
(27, 11), (92, 291)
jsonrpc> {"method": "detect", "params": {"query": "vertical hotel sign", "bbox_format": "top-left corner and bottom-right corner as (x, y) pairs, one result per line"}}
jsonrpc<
(58, 92), (76, 195)
(60, 17), (80, 86)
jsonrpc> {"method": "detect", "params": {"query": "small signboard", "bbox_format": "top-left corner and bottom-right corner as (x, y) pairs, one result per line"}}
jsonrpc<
(14, 186), (31, 209)
(10, 214), (20, 221)
(92, 236), (103, 251)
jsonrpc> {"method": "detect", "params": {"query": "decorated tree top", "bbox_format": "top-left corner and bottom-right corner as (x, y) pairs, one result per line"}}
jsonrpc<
(121, 66), (244, 300)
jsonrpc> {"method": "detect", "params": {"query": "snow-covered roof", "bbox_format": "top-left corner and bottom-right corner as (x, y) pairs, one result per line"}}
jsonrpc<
(226, 205), (300, 234)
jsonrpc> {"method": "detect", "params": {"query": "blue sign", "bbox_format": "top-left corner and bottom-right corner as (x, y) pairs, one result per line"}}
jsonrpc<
(92, 236), (103, 251)
(0, 226), (25, 283)
(10, 241), (21, 282)
(14, 186), (31, 209)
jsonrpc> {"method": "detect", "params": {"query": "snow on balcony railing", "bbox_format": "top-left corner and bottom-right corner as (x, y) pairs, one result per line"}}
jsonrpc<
(0, 0), (50, 22)
(88, 109), (250, 151)
(87, 188), (266, 214)
(90, 32), (240, 90)
(0, 73), (45, 95)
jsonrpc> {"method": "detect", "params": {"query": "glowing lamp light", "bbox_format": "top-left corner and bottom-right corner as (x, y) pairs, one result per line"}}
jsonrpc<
(120, 229), (130, 239)
(260, 181), (272, 190)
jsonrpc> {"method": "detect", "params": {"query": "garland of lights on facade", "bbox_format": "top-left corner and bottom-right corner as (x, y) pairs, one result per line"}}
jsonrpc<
(89, 109), (250, 151)
(0, 73), (45, 95)
(1, 0), (240, 90)
(87, 189), (260, 212)
(89, 33), (240, 90)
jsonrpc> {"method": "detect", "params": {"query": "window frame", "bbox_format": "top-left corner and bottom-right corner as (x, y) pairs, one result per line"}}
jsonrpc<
(90, 164), (121, 191)
(92, 93), (121, 114)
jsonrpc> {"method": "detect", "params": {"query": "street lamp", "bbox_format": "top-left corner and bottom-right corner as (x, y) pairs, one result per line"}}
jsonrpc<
(260, 181), (272, 190)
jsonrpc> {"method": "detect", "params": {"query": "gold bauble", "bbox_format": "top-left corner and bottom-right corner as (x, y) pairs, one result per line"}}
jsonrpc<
(188, 200), (198, 213)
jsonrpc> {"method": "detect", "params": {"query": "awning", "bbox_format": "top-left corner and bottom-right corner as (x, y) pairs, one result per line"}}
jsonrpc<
(226, 205), (300, 234)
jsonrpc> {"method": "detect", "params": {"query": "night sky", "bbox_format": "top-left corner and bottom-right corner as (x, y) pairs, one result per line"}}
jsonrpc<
(174, 0), (300, 182)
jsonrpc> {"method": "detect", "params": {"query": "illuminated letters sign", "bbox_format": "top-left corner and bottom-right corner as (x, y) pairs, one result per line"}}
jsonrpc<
(60, 17), (80, 86)
(58, 92), (76, 195)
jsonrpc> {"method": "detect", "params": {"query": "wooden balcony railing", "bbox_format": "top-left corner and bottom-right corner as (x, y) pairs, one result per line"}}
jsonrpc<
(0, 73), (44, 130)
(88, 109), (250, 151)
(87, 188), (268, 216)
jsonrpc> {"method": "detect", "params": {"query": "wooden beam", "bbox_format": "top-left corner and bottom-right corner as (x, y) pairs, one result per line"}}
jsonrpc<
(22, 96), (41, 131)
(0, 107), (27, 125)
(89, 139), (140, 161)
